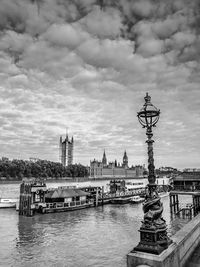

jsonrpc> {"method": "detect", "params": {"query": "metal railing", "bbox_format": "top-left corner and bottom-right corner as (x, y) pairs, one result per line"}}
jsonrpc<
(101, 189), (146, 200)
(172, 185), (200, 192)
(46, 200), (93, 209)
(178, 203), (194, 209)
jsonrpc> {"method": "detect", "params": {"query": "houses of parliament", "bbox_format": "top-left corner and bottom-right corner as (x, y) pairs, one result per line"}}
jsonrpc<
(59, 134), (144, 179)
(90, 150), (145, 178)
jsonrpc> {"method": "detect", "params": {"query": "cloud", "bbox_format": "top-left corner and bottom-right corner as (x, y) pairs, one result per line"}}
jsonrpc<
(152, 18), (180, 39)
(80, 6), (123, 38)
(0, 52), (20, 76)
(132, 0), (155, 18)
(77, 37), (135, 70)
(0, 0), (200, 168)
(0, 0), (27, 32)
(137, 38), (164, 57)
(43, 23), (89, 48)
(0, 30), (33, 58)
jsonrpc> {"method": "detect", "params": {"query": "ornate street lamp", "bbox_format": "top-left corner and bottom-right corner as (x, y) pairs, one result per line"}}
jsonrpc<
(134, 93), (171, 255)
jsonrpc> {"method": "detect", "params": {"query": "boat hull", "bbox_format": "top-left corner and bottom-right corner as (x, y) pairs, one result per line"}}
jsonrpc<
(45, 203), (93, 213)
(110, 197), (131, 204)
(130, 196), (145, 204)
(130, 200), (144, 204)
(0, 199), (17, 208)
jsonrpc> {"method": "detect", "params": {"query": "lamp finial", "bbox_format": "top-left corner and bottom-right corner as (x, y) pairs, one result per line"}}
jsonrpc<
(144, 92), (151, 104)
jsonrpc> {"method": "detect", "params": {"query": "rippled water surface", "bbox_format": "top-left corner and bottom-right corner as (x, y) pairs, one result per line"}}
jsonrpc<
(0, 182), (191, 267)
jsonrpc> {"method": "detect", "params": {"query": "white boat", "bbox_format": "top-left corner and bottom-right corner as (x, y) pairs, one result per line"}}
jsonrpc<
(0, 198), (17, 208)
(125, 181), (146, 194)
(130, 195), (145, 204)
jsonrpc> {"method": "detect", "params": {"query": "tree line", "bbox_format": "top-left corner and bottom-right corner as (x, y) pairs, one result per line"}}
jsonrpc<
(0, 158), (89, 180)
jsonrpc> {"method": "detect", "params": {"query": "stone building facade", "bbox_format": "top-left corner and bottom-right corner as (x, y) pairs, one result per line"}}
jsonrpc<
(89, 151), (145, 178)
(59, 135), (74, 166)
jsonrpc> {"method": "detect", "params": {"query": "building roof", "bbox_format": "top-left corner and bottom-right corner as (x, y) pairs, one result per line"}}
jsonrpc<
(173, 173), (200, 181)
(45, 188), (89, 199)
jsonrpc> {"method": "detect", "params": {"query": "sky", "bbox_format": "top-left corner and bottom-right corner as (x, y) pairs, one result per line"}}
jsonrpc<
(0, 0), (200, 169)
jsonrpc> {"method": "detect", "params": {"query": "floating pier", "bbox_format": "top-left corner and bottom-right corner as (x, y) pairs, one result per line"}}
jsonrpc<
(18, 180), (98, 216)
(19, 179), (47, 216)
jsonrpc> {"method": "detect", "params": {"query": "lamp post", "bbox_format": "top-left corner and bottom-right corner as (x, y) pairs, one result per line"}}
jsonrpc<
(134, 93), (171, 255)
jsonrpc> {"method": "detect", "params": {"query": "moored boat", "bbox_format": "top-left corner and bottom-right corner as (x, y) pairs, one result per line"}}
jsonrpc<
(110, 197), (132, 204)
(18, 179), (97, 216)
(130, 195), (145, 204)
(0, 198), (17, 208)
(125, 181), (146, 194)
(44, 187), (93, 213)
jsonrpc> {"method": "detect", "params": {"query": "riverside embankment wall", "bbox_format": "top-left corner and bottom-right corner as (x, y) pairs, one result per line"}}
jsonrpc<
(127, 212), (200, 267)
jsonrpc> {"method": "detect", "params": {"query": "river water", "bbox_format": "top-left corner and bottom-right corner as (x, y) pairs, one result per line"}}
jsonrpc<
(0, 180), (191, 267)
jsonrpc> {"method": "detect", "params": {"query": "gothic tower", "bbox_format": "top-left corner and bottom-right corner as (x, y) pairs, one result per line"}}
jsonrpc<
(122, 150), (128, 168)
(59, 134), (74, 166)
(102, 150), (107, 167)
(114, 159), (117, 167)
(67, 136), (73, 166)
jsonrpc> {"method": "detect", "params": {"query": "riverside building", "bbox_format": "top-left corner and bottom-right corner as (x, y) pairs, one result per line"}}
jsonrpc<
(89, 150), (145, 178)
(172, 169), (200, 191)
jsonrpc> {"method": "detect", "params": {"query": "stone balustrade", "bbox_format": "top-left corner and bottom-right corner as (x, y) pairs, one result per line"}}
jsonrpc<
(127, 213), (200, 267)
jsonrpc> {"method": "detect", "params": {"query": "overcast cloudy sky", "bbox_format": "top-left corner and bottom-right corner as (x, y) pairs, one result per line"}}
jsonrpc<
(0, 0), (200, 169)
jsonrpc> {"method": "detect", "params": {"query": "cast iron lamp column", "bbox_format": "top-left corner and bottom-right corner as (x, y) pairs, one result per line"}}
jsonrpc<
(134, 93), (171, 255)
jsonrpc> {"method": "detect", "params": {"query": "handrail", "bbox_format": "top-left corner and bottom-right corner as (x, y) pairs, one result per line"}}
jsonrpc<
(172, 185), (200, 192)
(45, 199), (93, 209)
(100, 190), (145, 200)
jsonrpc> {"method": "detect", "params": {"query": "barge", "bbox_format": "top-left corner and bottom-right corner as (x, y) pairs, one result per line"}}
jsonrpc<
(18, 179), (94, 216)
(44, 187), (93, 213)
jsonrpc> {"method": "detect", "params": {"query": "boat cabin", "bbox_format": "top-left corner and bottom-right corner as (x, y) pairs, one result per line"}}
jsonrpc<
(45, 188), (91, 211)
(79, 186), (102, 199)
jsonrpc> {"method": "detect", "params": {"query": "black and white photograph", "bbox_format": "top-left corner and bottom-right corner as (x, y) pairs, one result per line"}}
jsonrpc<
(0, 1), (200, 266)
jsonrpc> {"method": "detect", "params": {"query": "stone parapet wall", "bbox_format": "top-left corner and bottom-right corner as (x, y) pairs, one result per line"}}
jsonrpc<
(127, 213), (200, 267)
